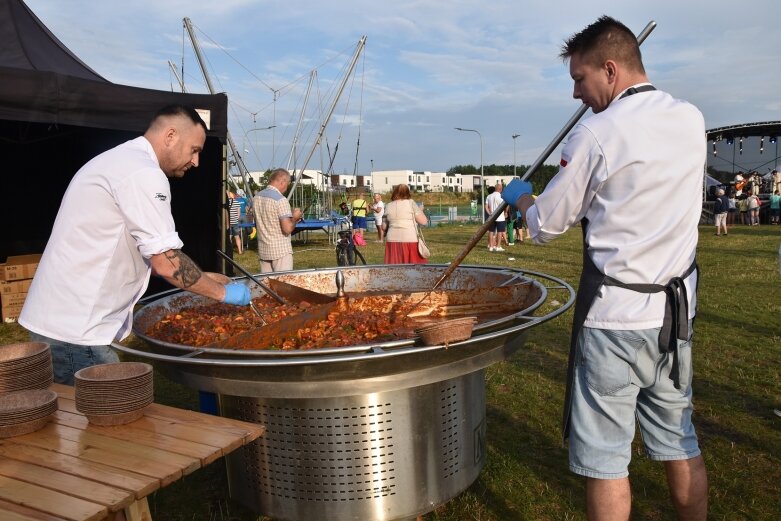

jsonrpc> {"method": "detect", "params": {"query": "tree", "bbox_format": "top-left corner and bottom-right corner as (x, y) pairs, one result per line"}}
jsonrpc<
(447, 164), (479, 176)
(445, 163), (560, 194)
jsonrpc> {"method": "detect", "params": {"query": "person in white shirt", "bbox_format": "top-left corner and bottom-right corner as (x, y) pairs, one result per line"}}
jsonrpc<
(371, 193), (385, 242)
(772, 169), (781, 194)
(484, 183), (506, 252)
(20, 105), (251, 385)
(503, 16), (708, 520)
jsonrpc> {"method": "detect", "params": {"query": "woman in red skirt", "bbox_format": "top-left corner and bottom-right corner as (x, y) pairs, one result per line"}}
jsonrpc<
(382, 184), (429, 264)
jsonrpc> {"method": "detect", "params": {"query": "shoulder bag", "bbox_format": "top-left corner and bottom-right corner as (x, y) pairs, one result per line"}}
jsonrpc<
(411, 201), (431, 258)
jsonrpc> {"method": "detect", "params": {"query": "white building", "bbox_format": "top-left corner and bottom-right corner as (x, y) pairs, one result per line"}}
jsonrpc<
(483, 175), (516, 188)
(371, 171), (492, 194)
(244, 168), (514, 194)
(370, 170), (454, 193)
(294, 169), (329, 187)
(325, 174), (371, 192)
(243, 170), (371, 191)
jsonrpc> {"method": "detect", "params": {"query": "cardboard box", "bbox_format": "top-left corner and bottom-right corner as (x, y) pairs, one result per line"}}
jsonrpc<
(0, 278), (33, 295)
(1, 291), (26, 322)
(0, 254), (42, 281)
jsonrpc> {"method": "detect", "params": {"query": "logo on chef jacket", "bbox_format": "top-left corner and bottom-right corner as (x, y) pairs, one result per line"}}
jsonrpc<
(155, 193), (168, 202)
(560, 151), (572, 168)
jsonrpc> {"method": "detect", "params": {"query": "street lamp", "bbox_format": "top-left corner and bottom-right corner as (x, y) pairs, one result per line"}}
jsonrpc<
(454, 127), (484, 223)
(242, 125), (276, 171)
(512, 134), (520, 178)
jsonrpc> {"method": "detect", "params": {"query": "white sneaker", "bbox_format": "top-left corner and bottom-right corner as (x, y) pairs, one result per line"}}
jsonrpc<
(495, 247), (505, 252)
(489, 247), (496, 252)
(508, 242), (515, 246)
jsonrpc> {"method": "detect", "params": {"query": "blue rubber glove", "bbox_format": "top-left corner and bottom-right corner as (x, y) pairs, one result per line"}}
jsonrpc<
(223, 283), (251, 306)
(501, 179), (533, 206)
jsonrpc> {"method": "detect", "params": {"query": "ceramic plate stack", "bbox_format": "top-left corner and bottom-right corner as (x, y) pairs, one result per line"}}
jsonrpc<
(0, 389), (58, 438)
(0, 342), (53, 392)
(75, 362), (153, 426)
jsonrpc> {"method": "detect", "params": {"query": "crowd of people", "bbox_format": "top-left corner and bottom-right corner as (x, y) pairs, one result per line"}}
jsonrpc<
(711, 169), (781, 234)
(243, 177), (431, 269)
(483, 183), (532, 251)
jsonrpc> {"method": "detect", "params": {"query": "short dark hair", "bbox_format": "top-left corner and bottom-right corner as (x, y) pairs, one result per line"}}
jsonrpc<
(560, 16), (645, 74)
(151, 105), (207, 132)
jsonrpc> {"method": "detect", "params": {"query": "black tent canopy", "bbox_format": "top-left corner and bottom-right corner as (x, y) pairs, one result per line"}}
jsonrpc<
(0, 0), (230, 290)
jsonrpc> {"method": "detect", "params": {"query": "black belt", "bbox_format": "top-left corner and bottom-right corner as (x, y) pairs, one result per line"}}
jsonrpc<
(602, 260), (697, 389)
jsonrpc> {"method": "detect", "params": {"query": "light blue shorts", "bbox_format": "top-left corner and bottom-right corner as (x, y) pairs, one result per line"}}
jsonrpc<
(28, 332), (119, 386)
(568, 324), (701, 479)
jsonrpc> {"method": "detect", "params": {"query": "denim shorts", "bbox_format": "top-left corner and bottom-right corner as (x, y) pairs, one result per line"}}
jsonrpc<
(28, 332), (119, 386)
(568, 324), (701, 479)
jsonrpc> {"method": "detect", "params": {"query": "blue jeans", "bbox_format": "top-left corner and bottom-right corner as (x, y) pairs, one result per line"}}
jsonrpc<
(28, 332), (119, 385)
(568, 324), (701, 479)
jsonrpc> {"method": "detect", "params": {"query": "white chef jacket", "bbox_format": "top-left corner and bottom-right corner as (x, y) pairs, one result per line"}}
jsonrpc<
(20, 137), (184, 345)
(525, 86), (705, 329)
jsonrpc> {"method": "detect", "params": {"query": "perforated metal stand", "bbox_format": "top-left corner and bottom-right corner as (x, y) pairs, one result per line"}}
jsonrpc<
(222, 370), (486, 521)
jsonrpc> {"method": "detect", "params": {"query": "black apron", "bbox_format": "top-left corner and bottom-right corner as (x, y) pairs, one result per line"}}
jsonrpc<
(561, 220), (697, 438)
(559, 83), (700, 439)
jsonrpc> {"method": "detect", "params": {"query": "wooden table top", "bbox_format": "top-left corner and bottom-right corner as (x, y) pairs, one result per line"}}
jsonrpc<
(0, 383), (265, 521)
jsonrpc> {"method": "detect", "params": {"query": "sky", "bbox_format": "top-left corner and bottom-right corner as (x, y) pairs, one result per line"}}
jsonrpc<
(25, 0), (781, 175)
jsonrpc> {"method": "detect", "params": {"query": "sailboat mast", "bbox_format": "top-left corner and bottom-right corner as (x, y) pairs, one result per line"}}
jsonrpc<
(287, 70), (316, 173)
(183, 17), (256, 199)
(168, 61), (186, 93)
(287, 35), (366, 199)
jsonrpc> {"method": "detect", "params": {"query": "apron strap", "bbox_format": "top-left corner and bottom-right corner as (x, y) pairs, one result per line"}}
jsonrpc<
(619, 84), (656, 99)
(563, 219), (606, 438)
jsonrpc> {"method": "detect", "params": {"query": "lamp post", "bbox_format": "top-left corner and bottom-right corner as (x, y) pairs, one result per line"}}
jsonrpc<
(454, 127), (484, 223)
(242, 125), (276, 172)
(512, 134), (520, 178)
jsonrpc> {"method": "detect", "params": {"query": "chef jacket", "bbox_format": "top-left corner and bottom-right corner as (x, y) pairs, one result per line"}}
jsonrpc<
(525, 86), (706, 330)
(20, 137), (183, 345)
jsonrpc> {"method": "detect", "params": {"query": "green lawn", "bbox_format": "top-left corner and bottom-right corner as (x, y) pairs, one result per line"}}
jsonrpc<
(2, 223), (779, 520)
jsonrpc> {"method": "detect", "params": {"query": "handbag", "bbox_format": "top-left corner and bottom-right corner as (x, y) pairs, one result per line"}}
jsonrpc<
(411, 201), (431, 258)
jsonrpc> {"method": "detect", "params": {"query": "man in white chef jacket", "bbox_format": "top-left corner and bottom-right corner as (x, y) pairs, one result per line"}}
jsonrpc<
(503, 16), (708, 520)
(20, 105), (251, 384)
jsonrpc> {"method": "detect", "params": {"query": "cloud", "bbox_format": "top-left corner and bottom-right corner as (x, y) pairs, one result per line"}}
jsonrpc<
(21, 0), (781, 172)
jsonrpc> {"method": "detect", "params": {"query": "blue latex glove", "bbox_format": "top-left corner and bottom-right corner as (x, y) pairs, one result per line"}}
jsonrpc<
(223, 283), (251, 306)
(501, 179), (533, 206)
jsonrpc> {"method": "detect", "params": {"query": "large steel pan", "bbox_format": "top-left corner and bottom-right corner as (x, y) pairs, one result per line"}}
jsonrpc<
(115, 264), (574, 398)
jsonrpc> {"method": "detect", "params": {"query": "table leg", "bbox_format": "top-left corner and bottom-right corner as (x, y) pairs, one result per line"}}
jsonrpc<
(110, 498), (152, 521)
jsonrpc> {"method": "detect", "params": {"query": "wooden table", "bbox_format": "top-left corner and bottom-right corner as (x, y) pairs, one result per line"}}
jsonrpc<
(0, 383), (265, 521)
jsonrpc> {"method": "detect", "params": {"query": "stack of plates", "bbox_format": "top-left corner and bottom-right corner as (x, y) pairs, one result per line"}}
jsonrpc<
(0, 342), (53, 392)
(75, 362), (153, 426)
(0, 389), (58, 438)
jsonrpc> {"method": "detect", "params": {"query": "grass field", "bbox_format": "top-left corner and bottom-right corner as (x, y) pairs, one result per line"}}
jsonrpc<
(1, 222), (779, 520)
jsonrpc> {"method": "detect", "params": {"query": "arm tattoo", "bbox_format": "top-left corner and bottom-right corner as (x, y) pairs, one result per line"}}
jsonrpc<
(164, 250), (203, 288)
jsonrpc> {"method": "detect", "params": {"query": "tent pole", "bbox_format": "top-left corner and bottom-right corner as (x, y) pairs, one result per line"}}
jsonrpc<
(220, 143), (228, 273)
